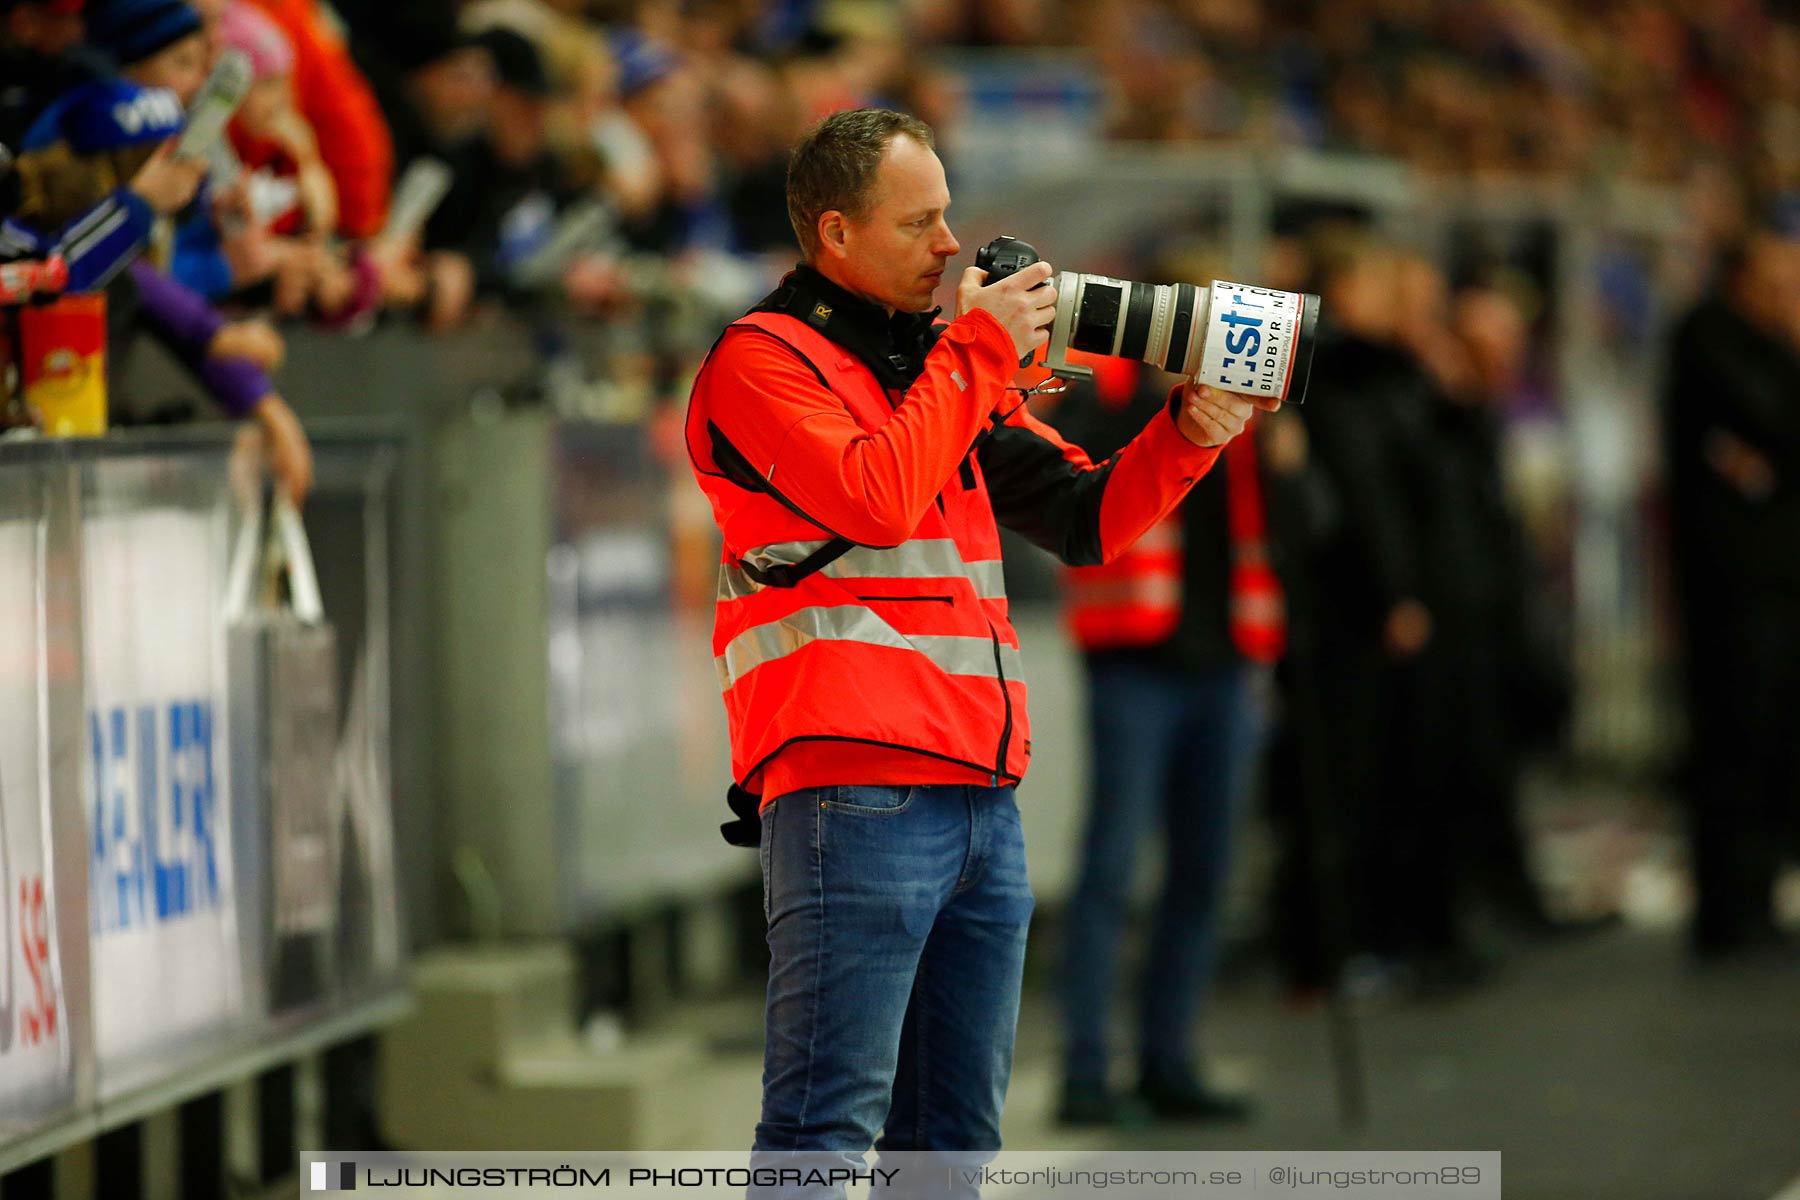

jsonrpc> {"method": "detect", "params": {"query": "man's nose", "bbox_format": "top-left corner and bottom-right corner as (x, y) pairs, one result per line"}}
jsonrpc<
(934, 221), (960, 259)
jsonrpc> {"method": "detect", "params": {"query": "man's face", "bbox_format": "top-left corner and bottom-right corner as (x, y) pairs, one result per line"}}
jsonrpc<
(823, 134), (960, 313)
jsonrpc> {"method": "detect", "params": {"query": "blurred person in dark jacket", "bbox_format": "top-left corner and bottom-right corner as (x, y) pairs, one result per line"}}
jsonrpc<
(1397, 257), (1564, 941)
(1227, 231), (1340, 995)
(350, 2), (491, 171)
(1664, 221), (1800, 963)
(422, 26), (597, 324)
(1447, 282), (1574, 931)
(1047, 337), (1293, 1125)
(1298, 230), (1478, 991)
(314, 2), (495, 319)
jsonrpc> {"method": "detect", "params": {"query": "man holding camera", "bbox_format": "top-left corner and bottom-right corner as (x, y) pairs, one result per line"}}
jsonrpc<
(684, 107), (1276, 1153)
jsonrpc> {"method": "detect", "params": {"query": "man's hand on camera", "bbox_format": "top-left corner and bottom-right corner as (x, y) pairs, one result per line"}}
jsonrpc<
(957, 260), (1058, 359)
(1176, 381), (1278, 447)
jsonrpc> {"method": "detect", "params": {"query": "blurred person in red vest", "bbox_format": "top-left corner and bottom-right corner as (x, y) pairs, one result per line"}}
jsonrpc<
(1046, 323), (1286, 1125)
(684, 108), (1277, 1156)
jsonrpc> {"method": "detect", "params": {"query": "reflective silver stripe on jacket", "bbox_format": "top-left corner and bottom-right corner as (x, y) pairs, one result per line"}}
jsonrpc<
(1066, 575), (1181, 607)
(1133, 521), (1182, 553)
(716, 604), (1026, 692)
(722, 537), (1007, 601)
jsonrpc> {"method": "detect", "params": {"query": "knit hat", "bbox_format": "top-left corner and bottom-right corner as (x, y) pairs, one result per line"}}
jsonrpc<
(59, 79), (185, 151)
(85, 0), (202, 66)
(215, 0), (292, 79)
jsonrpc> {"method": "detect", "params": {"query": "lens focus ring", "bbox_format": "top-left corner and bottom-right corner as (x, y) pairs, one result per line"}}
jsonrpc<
(1119, 282), (1155, 361)
(1165, 282), (1198, 375)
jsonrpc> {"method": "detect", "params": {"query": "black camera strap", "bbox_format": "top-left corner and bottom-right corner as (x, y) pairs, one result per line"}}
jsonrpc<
(737, 540), (855, 588)
(754, 269), (941, 394)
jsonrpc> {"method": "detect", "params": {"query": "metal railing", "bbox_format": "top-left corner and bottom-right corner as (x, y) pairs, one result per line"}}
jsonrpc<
(0, 423), (406, 1169)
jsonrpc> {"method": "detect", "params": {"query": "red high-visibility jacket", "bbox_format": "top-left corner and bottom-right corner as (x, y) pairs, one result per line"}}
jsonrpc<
(1066, 513), (1185, 650)
(1054, 356), (1186, 652)
(685, 270), (1221, 804)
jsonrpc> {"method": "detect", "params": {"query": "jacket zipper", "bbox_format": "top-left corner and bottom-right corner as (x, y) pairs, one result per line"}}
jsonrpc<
(988, 624), (1013, 786)
(855, 594), (955, 605)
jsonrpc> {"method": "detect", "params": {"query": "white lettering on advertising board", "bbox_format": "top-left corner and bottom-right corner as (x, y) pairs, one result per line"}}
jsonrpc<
(82, 508), (243, 1075)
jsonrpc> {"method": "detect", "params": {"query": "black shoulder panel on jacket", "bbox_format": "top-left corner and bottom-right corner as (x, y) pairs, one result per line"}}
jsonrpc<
(977, 421), (1114, 567)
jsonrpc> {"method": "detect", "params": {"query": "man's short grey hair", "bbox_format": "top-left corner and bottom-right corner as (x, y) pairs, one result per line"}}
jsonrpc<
(786, 108), (936, 261)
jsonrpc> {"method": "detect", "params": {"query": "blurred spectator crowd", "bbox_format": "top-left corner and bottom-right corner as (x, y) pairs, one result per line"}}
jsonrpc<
(993, 0), (1800, 193)
(10, 0), (1800, 330)
(9, 0), (1800, 453)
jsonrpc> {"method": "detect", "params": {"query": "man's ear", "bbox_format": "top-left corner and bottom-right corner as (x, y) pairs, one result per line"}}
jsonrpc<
(817, 210), (849, 261)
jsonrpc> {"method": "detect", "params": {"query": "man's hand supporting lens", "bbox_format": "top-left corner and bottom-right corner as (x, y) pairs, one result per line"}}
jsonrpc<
(1175, 380), (1283, 448)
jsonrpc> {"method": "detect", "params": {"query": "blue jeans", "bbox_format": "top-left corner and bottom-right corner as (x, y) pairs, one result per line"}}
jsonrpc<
(755, 783), (1034, 1153)
(1061, 655), (1266, 1087)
